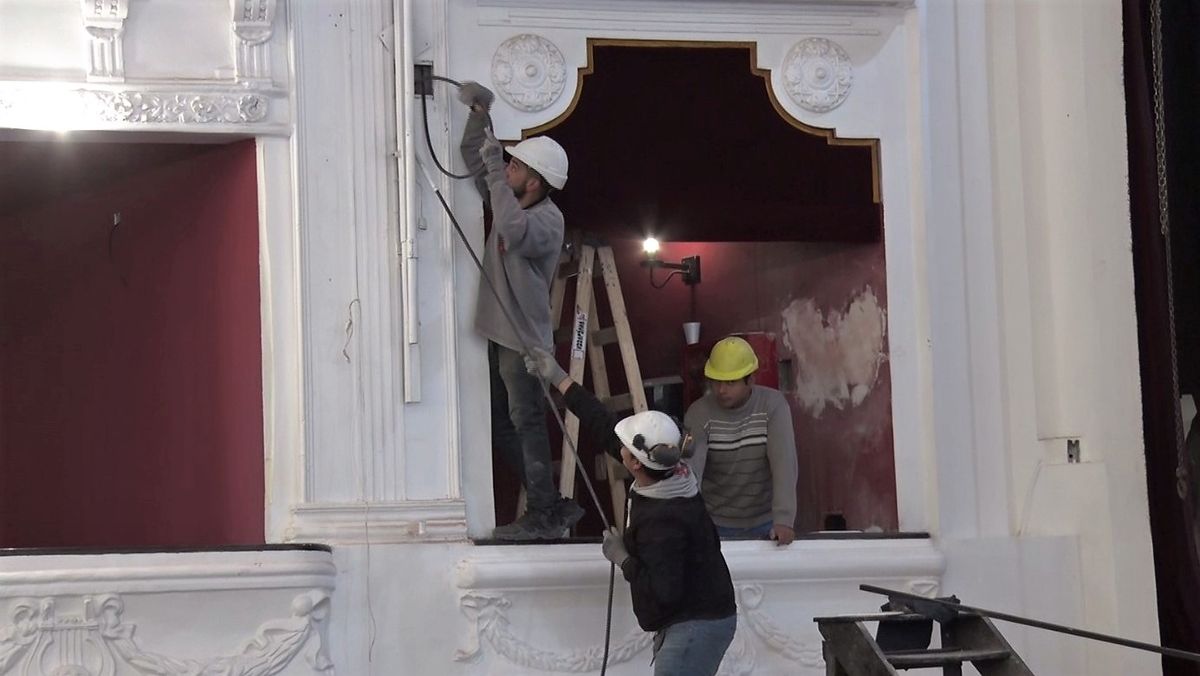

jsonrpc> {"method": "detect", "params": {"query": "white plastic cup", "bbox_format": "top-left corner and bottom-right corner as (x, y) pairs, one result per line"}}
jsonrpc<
(683, 321), (701, 345)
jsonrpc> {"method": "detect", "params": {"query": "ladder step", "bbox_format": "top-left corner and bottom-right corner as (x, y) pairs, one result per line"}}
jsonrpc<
(556, 260), (604, 280)
(591, 326), (619, 346)
(552, 325), (619, 347)
(885, 647), (1012, 669)
(602, 393), (632, 413)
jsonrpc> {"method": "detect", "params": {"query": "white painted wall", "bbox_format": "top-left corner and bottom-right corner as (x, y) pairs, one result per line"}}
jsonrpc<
(0, 0), (1163, 674)
(921, 0), (1161, 673)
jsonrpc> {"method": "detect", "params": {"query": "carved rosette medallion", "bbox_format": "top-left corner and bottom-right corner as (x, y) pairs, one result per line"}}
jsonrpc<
(490, 34), (567, 112)
(782, 38), (853, 113)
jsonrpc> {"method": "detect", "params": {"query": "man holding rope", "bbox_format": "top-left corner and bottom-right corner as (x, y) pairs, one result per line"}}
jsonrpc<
(524, 346), (737, 675)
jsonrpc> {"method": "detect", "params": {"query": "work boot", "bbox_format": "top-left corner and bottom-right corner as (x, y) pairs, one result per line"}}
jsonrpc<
(492, 507), (562, 541)
(553, 498), (585, 533)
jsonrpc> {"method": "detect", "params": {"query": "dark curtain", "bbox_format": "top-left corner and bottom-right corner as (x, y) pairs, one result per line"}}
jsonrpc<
(1123, 0), (1200, 673)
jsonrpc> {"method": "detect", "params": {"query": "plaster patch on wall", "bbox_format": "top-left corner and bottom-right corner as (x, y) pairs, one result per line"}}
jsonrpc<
(780, 286), (887, 418)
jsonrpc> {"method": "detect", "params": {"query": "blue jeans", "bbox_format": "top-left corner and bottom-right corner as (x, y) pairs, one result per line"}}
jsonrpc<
(489, 342), (557, 512)
(652, 615), (737, 676)
(716, 521), (773, 539)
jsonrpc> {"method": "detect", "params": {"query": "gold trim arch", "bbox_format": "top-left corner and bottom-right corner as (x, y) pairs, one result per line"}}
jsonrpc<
(522, 38), (882, 203)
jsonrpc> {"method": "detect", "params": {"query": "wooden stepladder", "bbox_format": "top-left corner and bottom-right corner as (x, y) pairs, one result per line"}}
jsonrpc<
(550, 234), (648, 531)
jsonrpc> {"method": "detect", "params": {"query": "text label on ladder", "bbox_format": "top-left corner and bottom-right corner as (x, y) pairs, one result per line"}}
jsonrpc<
(572, 307), (588, 361)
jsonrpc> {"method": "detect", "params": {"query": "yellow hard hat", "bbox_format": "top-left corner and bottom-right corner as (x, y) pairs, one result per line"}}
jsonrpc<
(704, 336), (759, 381)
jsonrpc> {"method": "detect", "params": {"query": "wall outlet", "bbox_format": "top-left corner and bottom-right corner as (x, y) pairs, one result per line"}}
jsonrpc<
(414, 63), (432, 97)
(1066, 438), (1081, 463)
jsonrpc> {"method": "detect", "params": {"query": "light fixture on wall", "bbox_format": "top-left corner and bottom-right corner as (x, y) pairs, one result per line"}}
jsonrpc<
(640, 236), (701, 288)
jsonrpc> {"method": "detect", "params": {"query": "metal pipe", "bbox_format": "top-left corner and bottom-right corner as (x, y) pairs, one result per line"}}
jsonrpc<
(859, 584), (1200, 664)
(396, 0), (421, 402)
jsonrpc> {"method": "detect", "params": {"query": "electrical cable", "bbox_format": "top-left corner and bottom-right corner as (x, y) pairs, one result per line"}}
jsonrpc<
(415, 163), (613, 532)
(415, 75), (620, 674)
(648, 267), (683, 289)
(419, 73), (487, 180)
(600, 559), (616, 675)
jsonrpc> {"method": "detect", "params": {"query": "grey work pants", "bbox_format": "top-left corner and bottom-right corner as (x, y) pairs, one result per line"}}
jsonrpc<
(489, 341), (557, 512)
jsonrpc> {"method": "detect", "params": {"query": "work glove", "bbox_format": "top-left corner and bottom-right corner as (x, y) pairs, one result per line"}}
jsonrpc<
(457, 81), (495, 110)
(601, 527), (630, 567)
(480, 128), (505, 173)
(524, 347), (568, 386)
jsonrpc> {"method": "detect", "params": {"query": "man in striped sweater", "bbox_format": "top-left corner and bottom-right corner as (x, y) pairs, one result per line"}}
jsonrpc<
(684, 336), (799, 545)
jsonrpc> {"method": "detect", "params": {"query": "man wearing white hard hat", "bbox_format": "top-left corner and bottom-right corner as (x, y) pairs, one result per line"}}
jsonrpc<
(458, 82), (580, 541)
(524, 347), (737, 676)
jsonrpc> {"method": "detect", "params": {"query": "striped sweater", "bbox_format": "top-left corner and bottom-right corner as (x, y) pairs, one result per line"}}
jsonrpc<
(684, 386), (799, 529)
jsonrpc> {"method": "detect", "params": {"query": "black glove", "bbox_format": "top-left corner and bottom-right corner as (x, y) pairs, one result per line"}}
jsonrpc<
(602, 527), (630, 566)
(523, 347), (568, 386)
(480, 128), (505, 172)
(457, 81), (495, 110)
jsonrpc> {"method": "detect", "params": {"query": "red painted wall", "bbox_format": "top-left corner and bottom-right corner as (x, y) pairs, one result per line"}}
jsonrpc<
(0, 140), (265, 548)
(554, 238), (898, 533)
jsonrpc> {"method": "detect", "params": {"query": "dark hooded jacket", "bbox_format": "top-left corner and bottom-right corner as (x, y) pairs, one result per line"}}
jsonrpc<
(562, 383), (736, 632)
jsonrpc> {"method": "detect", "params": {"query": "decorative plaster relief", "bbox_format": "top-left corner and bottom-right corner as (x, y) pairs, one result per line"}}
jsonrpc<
(0, 590), (332, 676)
(454, 587), (827, 674)
(907, 578), (941, 598)
(455, 592), (653, 670)
(782, 38), (854, 113)
(736, 584), (825, 671)
(231, 0), (279, 84)
(81, 0), (130, 83)
(0, 89), (270, 130)
(88, 91), (268, 123)
(780, 286), (888, 418)
(490, 34), (567, 112)
(455, 542), (943, 672)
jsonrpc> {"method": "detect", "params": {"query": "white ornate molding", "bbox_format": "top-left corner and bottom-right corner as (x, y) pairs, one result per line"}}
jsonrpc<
(88, 90), (267, 123)
(490, 34), (567, 112)
(476, 0), (910, 35)
(454, 540), (942, 673)
(81, 0), (130, 83)
(454, 592), (653, 670)
(0, 85), (286, 135)
(231, 0), (279, 85)
(286, 500), (469, 544)
(718, 629), (757, 676)
(452, 585), (831, 674)
(782, 37), (854, 113)
(457, 538), (945, 590)
(736, 585), (824, 670)
(906, 578), (940, 598)
(0, 591), (331, 676)
(0, 550), (336, 597)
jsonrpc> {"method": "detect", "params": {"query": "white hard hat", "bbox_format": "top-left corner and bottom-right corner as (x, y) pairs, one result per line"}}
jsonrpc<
(507, 136), (569, 190)
(614, 410), (681, 471)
